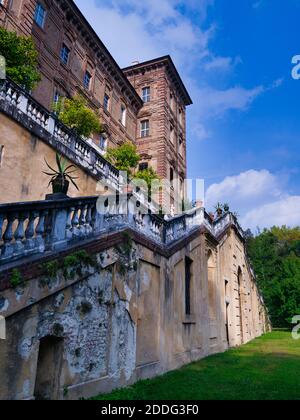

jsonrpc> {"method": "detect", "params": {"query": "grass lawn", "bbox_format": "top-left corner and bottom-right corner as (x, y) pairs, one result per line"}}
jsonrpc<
(93, 331), (300, 400)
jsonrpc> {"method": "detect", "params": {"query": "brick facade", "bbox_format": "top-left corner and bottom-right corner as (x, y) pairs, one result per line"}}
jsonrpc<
(0, 0), (192, 210)
(124, 57), (192, 210)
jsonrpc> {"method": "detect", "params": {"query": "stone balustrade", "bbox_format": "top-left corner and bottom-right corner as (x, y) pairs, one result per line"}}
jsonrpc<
(0, 195), (242, 266)
(0, 78), (121, 190)
(0, 196), (245, 266)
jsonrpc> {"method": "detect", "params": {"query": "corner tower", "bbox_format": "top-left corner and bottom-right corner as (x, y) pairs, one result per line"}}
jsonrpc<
(123, 56), (192, 211)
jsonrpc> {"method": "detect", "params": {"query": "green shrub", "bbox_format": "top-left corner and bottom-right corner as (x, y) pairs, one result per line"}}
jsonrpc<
(54, 95), (102, 138)
(10, 269), (23, 289)
(0, 28), (41, 90)
(106, 142), (140, 176)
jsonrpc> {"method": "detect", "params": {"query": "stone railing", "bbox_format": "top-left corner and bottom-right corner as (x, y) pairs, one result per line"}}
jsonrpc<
(0, 195), (223, 266)
(0, 78), (122, 190)
(213, 212), (245, 239)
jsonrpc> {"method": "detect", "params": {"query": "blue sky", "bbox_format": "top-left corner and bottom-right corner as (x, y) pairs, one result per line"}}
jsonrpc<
(75, 0), (300, 230)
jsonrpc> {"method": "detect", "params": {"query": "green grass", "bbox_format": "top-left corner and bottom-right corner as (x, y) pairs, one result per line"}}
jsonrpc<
(93, 331), (300, 400)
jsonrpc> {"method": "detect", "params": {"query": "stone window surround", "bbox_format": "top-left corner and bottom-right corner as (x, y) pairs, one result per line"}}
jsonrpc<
(140, 119), (150, 138)
(83, 70), (92, 90)
(142, 86), (151, 103)
(60, 43), (71, 66)
(34, 2), (46, 29)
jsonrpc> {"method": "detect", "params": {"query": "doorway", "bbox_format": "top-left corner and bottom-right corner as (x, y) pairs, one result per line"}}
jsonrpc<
(34, 336), (63, 400)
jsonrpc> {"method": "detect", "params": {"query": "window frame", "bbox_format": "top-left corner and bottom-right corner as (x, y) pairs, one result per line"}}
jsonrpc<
(120, 104), (127, 126)
(139, 162), (149, 172)
(140, 119), (150, 138)
(83, 70), (92, 90)
(103, 93), (110, 112)
(142, 86), (151, 103)
(185, 257), (193, 316)
(99, 133), (108, 152)
(34, 2), (46, 28)
(60, 44), (70, 66)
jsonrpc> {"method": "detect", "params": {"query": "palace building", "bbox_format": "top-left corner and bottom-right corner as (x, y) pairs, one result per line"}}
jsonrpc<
(0, 0), (270, 400)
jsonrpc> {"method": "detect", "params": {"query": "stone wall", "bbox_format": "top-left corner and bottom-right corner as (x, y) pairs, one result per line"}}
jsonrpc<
(0, 225), (269, 400)
(0, 112), (102, 203)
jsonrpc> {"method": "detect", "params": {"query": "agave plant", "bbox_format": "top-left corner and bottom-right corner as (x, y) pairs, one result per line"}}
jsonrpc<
(223, 203), (230, 212)
(215, 202), (223, 216)
(43, 153), (79, 195)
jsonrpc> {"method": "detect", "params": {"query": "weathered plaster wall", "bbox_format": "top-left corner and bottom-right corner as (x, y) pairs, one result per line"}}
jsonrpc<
(0, 113), (106, 203)
(0, 228), (269, 400)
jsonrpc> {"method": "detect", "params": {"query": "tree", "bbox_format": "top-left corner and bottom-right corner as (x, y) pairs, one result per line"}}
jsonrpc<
(134, 167), (160, 191)
(106, 142), (140, 176)
(0, 28), (41, 90)
(134, 167), (160, 201)
(247, 226), (300, 328)
(54, 95), (102, 138)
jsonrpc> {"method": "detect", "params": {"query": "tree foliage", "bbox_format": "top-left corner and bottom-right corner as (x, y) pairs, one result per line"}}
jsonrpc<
(0, 28), (41, 90)
(54, 95), (102, 138)
(247, 226), (300, 327)
(106, 142), (140, 176)
(134, 167), (160, 191)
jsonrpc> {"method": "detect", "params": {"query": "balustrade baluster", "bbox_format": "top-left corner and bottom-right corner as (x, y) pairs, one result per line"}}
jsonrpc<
(35, 210), (47, 252)
(65, 207), (74, 240)
(2, 213), (16, 259)
(71, 207), (80, 238)
(79, 205), (87, 236)
(14, 212), (26, 255)
(85, 205), (93, 236)
(25, 211), (37, 253)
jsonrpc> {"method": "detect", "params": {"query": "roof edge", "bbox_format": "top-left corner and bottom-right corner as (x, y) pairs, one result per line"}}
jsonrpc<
(122, 55), (193, 106)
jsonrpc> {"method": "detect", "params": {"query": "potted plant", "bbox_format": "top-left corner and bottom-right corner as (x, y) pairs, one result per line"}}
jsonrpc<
(223, 203), (230, 212)
(43, 153), (79, 196)
(215, 202), (223, 217)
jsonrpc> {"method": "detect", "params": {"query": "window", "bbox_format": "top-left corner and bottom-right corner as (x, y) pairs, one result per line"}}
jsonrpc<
(53, 91), (60, 105)
(179, 109), (183, 125)
(34, 3), (46, 28)
(142, 87), (151, 103)
(170, 124), (175, 144)
(179, 135), (183, 156)
(60, 44), (70, 65)
(185, 257), (193, 315)
(120, 104), (126, 126)
(170, 167), (174, 188)
(83, 71), (91, 90)
(99, 134), (108, 151)
(139, 162), (148, 171)
(170, 93), (174, 110)
(141, 120), (150, 138)
(103, 93), (110, 111)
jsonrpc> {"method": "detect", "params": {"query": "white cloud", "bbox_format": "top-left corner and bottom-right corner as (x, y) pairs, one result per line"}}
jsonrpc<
(206, 170), (281, 208)
(194, 85), (265, 118)
(205, 169), (300, 230)
(74, 0), (274, 144)
(242, 196), (300, 230)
